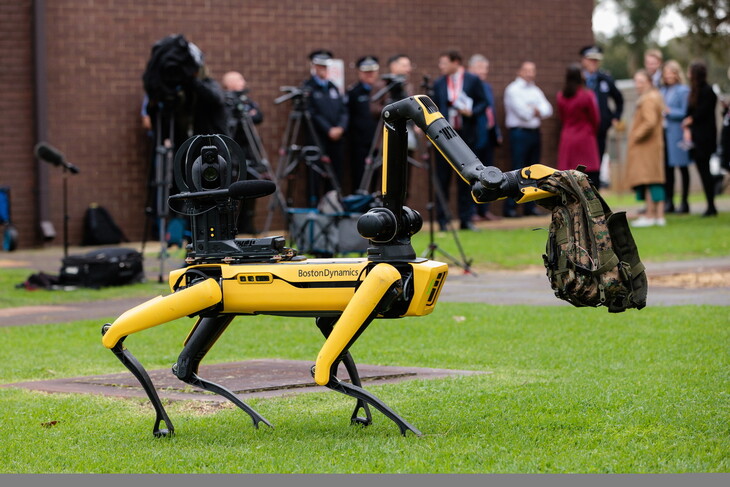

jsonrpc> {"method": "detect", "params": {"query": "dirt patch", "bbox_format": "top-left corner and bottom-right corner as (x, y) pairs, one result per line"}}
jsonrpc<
(650, 271), (730, 288)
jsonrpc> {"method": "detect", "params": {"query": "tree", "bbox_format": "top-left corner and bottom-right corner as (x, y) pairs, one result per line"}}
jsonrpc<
(612, 0), (671, 70)
(670, 0), (730, 63)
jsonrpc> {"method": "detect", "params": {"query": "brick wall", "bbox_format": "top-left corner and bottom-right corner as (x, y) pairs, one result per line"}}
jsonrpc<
(1, 0), (595, 248)
(0, 1), (36, 247)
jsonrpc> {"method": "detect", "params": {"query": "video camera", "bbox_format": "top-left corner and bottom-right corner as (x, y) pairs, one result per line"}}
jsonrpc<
(371, 74), (408, 103)
(169, 134), (287, 263)
(225, 89), (252, 119)
(274, 85), (312, 106)
(143, 34), (203, 106)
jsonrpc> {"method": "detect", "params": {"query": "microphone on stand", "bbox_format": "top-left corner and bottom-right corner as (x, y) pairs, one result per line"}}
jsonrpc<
(34, 142), (81, 174)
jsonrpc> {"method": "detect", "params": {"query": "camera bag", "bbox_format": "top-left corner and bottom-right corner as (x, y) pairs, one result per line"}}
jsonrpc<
(60, 248), (144, 289)
(537, 170), (647, 313)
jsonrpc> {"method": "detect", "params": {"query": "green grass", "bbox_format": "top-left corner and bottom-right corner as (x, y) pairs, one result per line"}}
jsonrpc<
(1, 303), (728, 473)
(0, 268), (169, 309)
(410, 196), (730, 268)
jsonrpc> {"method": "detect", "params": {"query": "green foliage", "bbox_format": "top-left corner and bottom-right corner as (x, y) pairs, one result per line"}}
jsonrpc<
(596, 0), (730, 82)
(0, 304), (727, 472)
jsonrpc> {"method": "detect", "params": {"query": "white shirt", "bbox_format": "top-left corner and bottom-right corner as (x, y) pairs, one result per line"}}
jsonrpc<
(503, 76), (553, 129)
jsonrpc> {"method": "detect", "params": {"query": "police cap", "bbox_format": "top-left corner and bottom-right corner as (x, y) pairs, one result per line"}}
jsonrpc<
(309, 50), (333, 66)
(356, 56), (380, 72)
(579, 45), (603, 60)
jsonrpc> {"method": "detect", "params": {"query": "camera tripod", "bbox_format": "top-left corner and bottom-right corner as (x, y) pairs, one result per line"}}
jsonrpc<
(420, 143), (475, 275)
(227, 94), (287, 234)
(262, 87), (342, 234)
(140, 107), (176, 283)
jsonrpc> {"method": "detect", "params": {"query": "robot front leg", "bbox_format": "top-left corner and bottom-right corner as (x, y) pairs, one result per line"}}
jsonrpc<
(313, 263), (422, 436)
(172, 314), (272, 429)
(316, 316), (372, 426)
(106, 333), (175, 437)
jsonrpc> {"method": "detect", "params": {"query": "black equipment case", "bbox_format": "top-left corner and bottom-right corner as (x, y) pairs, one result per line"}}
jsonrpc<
(60, 248), (144, 288)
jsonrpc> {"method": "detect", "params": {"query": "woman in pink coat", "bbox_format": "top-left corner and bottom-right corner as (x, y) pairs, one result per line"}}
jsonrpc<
(557, 64), (601, 186)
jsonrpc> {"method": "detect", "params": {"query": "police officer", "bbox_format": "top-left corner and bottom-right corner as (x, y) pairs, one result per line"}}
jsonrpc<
(303, 50), (349, 202)
(346, 56), (381, 194)
(580, 45), (624, 168)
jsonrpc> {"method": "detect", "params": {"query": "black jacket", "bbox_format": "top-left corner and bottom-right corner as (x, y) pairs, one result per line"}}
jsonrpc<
(303, 77), (349, 137)
(589, 70), (624, 133)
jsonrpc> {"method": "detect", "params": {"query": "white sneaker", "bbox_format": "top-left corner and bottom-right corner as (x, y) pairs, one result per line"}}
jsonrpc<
(655, 217), (667, 227)
(632, 216), (656, 227)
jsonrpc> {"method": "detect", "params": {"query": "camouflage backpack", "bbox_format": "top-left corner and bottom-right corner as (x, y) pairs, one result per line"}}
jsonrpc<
(537, 170), (647, 313)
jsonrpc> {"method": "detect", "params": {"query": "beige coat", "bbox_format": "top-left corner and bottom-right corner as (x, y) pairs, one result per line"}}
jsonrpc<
(625, 89), (665, 188)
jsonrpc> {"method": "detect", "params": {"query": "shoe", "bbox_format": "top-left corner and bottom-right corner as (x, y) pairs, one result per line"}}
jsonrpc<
(438, 221), (448, 232)
(665, 202), (676, 213)
(503, 210), (518, 218)
(655, 217), (667, 227)
(631, 216), (656, 228)
(677, 202), (690, 214)
(702, 208), (718, 217)
(460, 222), (478, 231)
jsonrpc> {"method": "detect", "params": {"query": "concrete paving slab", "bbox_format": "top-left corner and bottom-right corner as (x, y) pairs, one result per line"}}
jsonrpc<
(2, 359), (488, 402)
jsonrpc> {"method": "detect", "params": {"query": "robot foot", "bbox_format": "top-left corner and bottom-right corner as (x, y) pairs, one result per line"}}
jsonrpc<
(320, 371), (421, 436)
(179, 370), (273, 430)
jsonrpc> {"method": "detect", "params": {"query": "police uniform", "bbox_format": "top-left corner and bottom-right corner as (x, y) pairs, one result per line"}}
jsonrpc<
(346, 56), (381, 193)
(581, 45), (624, 159)
(303, 50), (349, 198)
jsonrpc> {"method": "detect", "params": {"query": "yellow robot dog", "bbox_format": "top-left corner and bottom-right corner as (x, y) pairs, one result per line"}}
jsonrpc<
(101, 95), (556, 438)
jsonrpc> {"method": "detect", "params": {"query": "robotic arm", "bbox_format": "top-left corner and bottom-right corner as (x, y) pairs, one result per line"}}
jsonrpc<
(380, 95), (557, 204)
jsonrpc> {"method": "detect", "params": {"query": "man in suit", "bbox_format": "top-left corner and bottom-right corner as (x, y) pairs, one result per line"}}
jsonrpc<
(468, 53), (501, 221)
(432, 50), (488, 230)
(580, 45), (624, 167)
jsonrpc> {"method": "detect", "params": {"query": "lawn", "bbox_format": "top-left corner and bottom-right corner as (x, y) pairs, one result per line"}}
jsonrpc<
(410, 195), (730, 269)
(0, 303), (728, 473)
(0, 192), (728, 473)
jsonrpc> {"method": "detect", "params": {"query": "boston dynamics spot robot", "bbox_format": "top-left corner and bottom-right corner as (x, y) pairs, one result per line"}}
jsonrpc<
(101, 95), (559, 437)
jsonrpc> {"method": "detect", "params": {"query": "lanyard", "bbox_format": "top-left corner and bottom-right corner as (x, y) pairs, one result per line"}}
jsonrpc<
(447, 69), (464, 104)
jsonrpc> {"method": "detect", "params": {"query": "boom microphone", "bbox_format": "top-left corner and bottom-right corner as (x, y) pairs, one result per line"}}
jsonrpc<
(169, 179), (276, 202)
(34, 142), (80, 174)
(228, 180), (276, 200)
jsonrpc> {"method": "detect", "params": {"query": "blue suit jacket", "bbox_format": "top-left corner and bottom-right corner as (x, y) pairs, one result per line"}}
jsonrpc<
(432, 71), (488, 148)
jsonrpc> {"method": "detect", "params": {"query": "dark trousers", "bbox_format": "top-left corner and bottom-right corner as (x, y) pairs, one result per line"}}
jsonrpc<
(435, 150), (475, 228)
(504, 127), (540, 215)
(693, 151), (717, 213)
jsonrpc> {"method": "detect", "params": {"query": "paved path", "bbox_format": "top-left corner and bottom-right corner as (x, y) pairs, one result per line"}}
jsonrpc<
(1, 240), (728, 327)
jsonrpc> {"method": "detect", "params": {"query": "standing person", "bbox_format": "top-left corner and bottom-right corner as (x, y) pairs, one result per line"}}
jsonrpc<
(384, 54), (414, 102)
(683, 60), (719, 217)
(503, 61), (553, 218)
(580, 45), (624, 176)
(644, 49), (664, 87)
(468, 54), (501, 221)
(346, 56), (381, 194)
(556, 64), (601, 187)
(222, 71), (265, 234)
(303, 50), (349, 205)
(659, 60), (692, 214)
(626, 70), (666, 227)
(432, 50), (488, 230)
